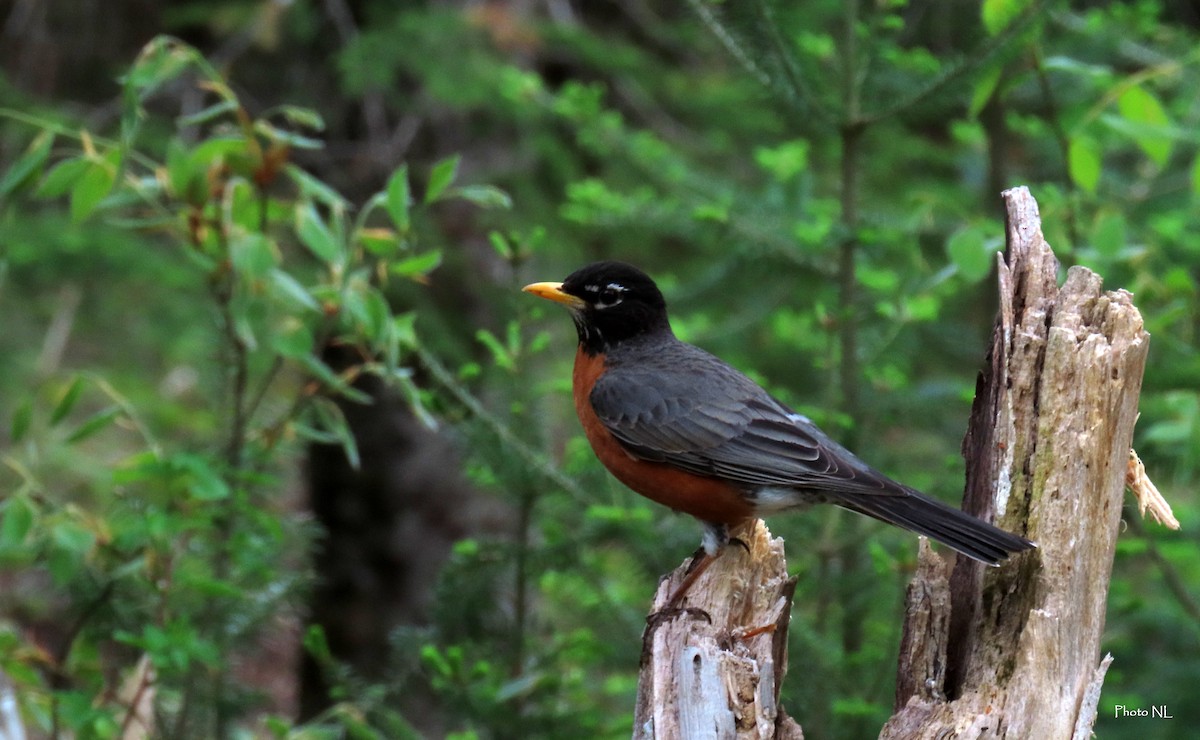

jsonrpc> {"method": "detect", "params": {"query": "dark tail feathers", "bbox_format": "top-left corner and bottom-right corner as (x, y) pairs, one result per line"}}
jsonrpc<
(840, 488), (1035, 565)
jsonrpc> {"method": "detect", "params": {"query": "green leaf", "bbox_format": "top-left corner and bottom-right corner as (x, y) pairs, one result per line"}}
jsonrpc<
(253, 119), (324, 150)
(51, 376), (85, 425)
(476, 329), (514, 371)
(858, 264), (899, 292)
(424, 155), (460, 204)
(295, 203), (343, 264)
(904, 293), (941, 322)
(392, 312), (418, 348)
(489, 231), (513, 260)
(968, 64), (1003, 119)
(186, 465), (230, 501)
(176, 99), (239, 127)
(11, 399), (33, 442)
(51, 519), (96, 555)
(285, 164), (350, 210)
(165, 139), (198, 201)
(447, 184), (512, 210)
(357, 227), (402, 257)
(946, 224), (999, 282)
(230, 232), (280, 280)
(1090, 211), (1127, 258)
(1067, 136), (1102, 194)
(64, 406), (121, 444)
(391, 250), (442, 278)
(36, 156), (91, 199)
(268, 269), (321, 312)
(298, 355), (372, 404)
(981, 0), (1032, 35)
(268, 104), (326, 131)
(0, 497), (35, 548)
(0, 131), (54, 196)
(1117, 85), (1173, 167)
(311, 397), (360, 469)
(272, 319), (315, 358)
(360, 288), (392, 342)
(70, 159), (117, 221)
(753, 140), (810, 182)
(234, 312), (258, 351)
(386, 165), (412, 232)
(691, 203), (730, 223)
(179, 573), (243, 598)
(123, 36), (195, 95)
(189, 137), (251, 168)
(1192, 154), (1200, 197)
(303, 624), (332, 662)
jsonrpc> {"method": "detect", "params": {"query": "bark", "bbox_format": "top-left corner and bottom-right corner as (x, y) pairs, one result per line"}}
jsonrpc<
(633, 519), (802, 740)
(884, 186), (1149, 738)
(635, 187), (1151, 739)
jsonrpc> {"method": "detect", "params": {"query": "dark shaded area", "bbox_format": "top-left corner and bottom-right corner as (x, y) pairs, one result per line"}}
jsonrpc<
(302, 346), (509, 725)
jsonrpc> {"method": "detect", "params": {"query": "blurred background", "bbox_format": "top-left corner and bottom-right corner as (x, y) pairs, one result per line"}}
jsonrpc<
(1, 0), (1197, 738)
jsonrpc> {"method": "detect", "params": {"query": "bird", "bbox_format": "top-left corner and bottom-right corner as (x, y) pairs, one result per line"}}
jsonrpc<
(523, 261), (1034, 598)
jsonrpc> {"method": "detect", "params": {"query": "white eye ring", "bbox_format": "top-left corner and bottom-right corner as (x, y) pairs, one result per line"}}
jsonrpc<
(594, 282), (626, 309)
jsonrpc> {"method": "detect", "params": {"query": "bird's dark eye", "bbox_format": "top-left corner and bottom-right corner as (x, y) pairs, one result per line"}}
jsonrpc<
(580, 281), (626, 309)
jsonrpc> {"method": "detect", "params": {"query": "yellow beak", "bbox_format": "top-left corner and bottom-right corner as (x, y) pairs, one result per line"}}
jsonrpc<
(522, 281), (587, 310)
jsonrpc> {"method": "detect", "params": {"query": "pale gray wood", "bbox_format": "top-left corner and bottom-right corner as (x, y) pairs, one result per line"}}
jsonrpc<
(633, 519), (801, 739)
(881, 186), (1149, 739)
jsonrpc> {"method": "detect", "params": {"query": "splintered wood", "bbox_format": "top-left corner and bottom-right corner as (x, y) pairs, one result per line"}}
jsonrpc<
(882, 186), (1150, 739)
(633, 519), (801, 740)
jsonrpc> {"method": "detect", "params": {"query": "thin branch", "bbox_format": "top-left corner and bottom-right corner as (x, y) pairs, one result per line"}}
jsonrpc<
(52, 580), (117, 684)
(864, 0), (1051, 125)
(1123, 509), (1200, 630)
(216, 276), (250, 471)
(243, 356), (285, 430)
(0, 108), (162, 172)
(750, 0), (836, 126)
(413, 345), (592, 504)
(686, 0), (773, 89)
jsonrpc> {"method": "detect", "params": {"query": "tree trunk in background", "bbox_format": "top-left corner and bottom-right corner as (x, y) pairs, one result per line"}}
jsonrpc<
(301, 348), (508, 725)
(635, 188), (1150, 738)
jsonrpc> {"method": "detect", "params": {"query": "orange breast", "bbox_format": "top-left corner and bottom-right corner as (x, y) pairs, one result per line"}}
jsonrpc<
(572, 347), (753, 526)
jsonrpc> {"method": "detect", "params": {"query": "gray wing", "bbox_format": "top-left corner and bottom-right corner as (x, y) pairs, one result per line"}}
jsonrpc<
(589, 344), (899, 495)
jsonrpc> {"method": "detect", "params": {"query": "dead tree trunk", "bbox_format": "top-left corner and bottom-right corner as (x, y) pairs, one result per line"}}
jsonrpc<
(883, 187), (1150, 737)
(633, 187), (1152, 739)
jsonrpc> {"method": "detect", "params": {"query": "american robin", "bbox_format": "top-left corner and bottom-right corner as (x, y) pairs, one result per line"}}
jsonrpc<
(524, 261), (1034, 587)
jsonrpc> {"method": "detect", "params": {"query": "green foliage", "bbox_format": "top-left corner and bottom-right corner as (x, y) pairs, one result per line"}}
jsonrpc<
(0, 35), (508, 737)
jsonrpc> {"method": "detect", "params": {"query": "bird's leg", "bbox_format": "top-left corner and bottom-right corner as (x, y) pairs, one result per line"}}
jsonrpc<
(664, 522), (731, 608)
(665, 551), (720, 609)
(641, 524), (744, 664)
(639, 529), (720, 663)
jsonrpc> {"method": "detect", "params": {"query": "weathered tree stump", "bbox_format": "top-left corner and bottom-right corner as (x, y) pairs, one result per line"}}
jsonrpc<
(883, 185), (1150, 739)
(633, 187), (1155, 739)
(633, 519), (801, 739)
